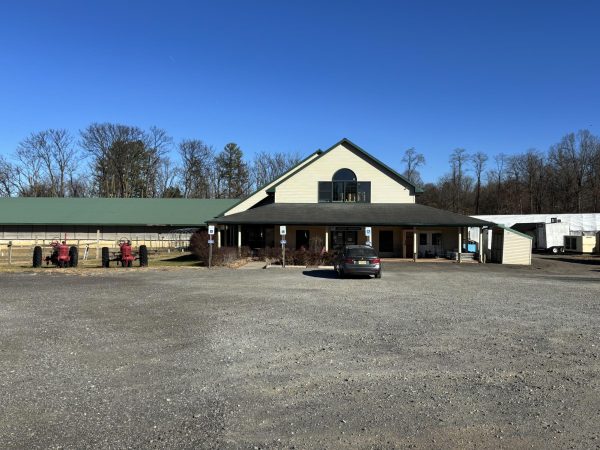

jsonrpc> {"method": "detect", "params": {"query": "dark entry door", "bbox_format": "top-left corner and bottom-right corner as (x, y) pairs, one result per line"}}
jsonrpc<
(379, 230), (394, 253)
(405, 232), (414, 258)
(296, 230), (310, 250)
(332, 230), (357, 250)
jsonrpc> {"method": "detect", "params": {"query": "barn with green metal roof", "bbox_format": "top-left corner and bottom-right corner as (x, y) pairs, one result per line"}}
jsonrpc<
(0, 198), (237, 245)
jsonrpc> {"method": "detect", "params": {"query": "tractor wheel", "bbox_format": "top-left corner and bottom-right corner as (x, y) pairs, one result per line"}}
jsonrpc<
(33, 246), (42, 268)
(139, 245), (148, 267)
(101, 247), (110, 268)
(69, 246), (79, 267)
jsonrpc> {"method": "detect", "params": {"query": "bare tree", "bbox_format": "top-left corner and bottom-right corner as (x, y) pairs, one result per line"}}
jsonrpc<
(0, 155), (14, 196)
(80, 123), (169, 197)
(401, 148), (426, 186)
(251, 150), (302, 189)
(471, 151), (488, 214)
(449, 148), (470, 212)
(179, 139), (215, 198)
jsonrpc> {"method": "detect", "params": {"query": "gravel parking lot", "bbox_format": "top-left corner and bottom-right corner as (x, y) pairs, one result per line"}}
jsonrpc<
(1, 257), (599, 449)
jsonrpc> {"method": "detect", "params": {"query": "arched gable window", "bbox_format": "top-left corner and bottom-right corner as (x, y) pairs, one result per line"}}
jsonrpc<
(318, 168), (370, 203)
(332, 168), (357, 202)
(332, 169), (357, 182)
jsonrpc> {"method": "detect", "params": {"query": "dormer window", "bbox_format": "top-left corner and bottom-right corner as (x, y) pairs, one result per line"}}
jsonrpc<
(318, 169), (370, 203)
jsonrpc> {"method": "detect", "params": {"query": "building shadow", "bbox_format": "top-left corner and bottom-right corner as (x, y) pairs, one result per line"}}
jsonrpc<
(551, 257), (600, 266)
(302, 269), (372, 279)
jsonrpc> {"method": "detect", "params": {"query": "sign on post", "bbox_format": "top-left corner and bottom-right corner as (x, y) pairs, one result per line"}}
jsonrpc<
(365, 226), (372, 247)
(280, 226), (287, 268)
(207, 225), (215, 268)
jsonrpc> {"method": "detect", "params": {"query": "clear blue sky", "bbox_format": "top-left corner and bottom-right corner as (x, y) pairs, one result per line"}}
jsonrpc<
(1, 0), (599, 182)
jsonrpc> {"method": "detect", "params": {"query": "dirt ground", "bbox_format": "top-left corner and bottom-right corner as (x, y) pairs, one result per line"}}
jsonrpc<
(0, 256), (599, 449)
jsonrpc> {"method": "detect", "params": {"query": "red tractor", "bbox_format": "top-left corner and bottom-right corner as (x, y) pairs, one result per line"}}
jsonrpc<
(101, 239), (148, 268)
(32, 240), (79, 268)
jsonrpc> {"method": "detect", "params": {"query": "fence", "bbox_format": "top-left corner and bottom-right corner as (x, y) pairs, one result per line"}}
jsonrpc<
(0, 239), (191, 266)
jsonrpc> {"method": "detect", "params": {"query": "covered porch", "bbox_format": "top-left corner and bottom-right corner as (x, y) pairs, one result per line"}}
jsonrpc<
(210, 203), (493, 262)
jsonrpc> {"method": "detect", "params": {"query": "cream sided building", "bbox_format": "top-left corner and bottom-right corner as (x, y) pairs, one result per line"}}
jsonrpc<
(211, 138), (493, 261)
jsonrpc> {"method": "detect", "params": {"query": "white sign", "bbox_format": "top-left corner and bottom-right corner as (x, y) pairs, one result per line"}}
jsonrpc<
(366, 240), (372, 247)
(208, 225), (215, 235)
(280, 239), (287, 245)
(280, 225), (287, 236)
(208, 239), (214, 244)
(365, 226), (372, 237)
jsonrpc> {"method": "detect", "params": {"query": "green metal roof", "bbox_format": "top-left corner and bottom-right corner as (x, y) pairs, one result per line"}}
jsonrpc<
(495, 223), (534, 240)
(0, 198), (238, 226)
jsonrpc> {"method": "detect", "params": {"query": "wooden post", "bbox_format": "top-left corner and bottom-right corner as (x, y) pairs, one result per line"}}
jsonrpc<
(324, 228), (329, 252)
(478, 227), (484, 263)
(96, 229), (100, 259)
(413, 227), (417, 262)
(458, 228), (462, 263)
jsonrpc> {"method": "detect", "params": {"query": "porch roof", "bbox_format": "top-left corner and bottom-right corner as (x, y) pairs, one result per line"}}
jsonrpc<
(211, 203), (494, 227)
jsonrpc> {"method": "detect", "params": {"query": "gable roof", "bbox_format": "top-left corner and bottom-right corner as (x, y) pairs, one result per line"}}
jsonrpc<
(495, 224), (534, 240)
(222, 149), (323, 216)
(265, 138), (423, 194)
(0, 198), (238, 227)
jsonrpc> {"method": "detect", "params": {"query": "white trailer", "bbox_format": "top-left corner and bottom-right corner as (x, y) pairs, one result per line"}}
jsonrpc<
(535, 222), (570, 253)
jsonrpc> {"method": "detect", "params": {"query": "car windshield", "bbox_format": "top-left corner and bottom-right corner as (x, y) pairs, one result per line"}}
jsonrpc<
(346, 247), (377, 258)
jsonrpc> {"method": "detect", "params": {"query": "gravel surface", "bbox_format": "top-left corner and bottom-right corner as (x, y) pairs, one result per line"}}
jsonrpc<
(1, 257), (599, 449)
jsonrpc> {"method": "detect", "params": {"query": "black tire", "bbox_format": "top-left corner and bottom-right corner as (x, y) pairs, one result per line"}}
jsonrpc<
(69, 246), (78, 267)
(139, 245), (148, 267)
(375, 270), (382, 279)
(101, 247), (110, 268)
(339, 268), (344, 279)
(33, 246), (42, 268)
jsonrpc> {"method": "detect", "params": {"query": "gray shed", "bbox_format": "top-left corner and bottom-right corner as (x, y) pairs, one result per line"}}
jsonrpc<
(490, 225), (533, 265)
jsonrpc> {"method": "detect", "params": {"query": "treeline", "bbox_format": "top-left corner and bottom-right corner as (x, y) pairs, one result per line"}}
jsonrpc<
(0, 123), (301, 199)
(406, 129), (600, 215)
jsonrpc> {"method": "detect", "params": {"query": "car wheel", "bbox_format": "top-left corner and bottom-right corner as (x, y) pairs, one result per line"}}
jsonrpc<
(375, 270), (382, 279)
(551, 247), (559, 254)
(339, 268), (344, 279)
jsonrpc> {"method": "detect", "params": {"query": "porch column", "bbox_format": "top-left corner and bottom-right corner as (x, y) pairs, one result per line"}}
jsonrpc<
(324, 228), (329, 252)
(457, 228), (462, 263)
(217, 229), (221, 248)
(413, 226), (417, 262)
(237, 225), (242, 252)
(478, 227), (483, 263)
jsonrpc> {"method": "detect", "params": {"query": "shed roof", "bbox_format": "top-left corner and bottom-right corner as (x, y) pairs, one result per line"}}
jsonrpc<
(0, 198), (238, 226)
(211, 203), (494, 227)
(494, 224), (534, 240)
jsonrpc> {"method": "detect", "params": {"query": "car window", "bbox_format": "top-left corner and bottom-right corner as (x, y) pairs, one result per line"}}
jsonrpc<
(346, 247), (377, 258)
